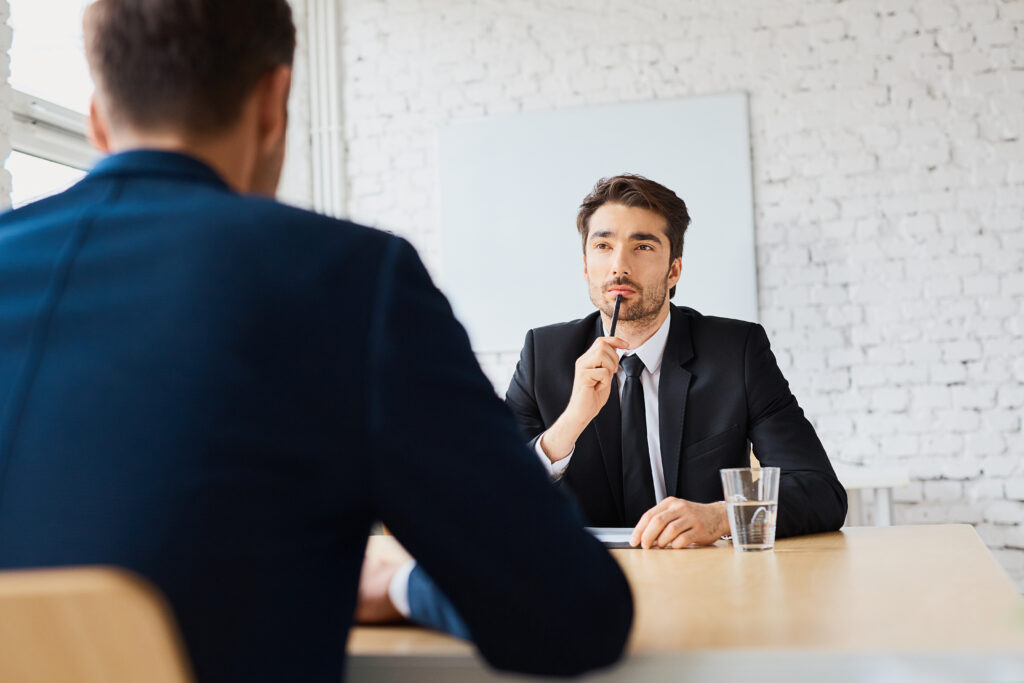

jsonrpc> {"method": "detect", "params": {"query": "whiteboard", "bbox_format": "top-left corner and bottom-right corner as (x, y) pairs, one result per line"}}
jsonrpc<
(439, 93), (758, 353)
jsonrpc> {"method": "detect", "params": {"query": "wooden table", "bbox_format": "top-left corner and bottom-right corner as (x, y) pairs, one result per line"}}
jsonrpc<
(348, 525), (1024, 681)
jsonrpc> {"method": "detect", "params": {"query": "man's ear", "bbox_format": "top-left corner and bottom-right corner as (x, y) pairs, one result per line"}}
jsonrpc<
(87, 95), (112, 153)
(667, 256), (682, 288)
(256, 65), (292, 154)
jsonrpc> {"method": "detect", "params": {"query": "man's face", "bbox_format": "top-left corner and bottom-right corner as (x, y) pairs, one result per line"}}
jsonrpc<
(583, 202), (681, 324)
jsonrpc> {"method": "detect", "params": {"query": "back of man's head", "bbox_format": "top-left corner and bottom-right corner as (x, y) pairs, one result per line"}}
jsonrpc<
(84, 0), (296, 136)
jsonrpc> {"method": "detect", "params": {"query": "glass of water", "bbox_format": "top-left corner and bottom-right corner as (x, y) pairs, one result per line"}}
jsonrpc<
(720, 467), (780, 552)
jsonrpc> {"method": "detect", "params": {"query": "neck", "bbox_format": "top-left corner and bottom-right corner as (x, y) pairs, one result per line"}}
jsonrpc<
(106, 127), (257, 193)
(601, 304), (670, 350)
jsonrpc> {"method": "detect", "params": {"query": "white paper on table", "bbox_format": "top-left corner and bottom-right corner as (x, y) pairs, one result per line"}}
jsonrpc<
(585, 527), (636, 548)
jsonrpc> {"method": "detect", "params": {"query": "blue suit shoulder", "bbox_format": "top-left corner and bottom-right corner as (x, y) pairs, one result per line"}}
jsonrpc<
(167, 191), (411, 284)
(2, 170), (401, 260)
(0, 185), (99, 233)
(206, 193), (394, 249)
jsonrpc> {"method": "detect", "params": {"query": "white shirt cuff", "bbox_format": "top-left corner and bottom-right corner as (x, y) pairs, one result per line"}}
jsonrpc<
(387, 559), (417, 619)
(535, 433), (573, 479)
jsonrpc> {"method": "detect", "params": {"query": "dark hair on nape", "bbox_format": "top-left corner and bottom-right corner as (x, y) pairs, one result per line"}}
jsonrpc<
(576, 174), (691, 298)
(84, 0), (296, 135)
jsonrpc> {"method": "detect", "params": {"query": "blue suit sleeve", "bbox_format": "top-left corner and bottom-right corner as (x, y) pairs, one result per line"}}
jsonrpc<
(406, 564), (471, 640)
(366, 238), (632, 677)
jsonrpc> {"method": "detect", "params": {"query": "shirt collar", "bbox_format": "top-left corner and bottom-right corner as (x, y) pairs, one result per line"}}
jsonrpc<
(602, 310), (672, 375)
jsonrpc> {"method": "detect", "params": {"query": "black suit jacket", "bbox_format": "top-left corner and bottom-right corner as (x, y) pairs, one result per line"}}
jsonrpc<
(0, 151), (632, 682)
(506, 305), (847, 536)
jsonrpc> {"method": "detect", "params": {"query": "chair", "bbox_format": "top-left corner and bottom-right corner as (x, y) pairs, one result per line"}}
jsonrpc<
(0, 566), (194, 683)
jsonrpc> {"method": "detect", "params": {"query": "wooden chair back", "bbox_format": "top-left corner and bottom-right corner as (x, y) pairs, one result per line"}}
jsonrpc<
(0, 566), (193, 683)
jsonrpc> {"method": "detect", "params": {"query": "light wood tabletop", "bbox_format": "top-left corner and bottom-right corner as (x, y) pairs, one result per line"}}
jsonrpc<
(349, 524), (1024, 656)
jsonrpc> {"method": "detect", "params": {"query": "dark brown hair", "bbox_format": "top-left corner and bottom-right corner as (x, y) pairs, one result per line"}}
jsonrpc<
(576, 174), (691, 298)
(84, 0), (296, 134)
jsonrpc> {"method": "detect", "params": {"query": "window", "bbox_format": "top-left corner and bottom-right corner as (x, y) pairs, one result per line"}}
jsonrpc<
(6, 0), (100, 208)
(7, 151), (87, 208)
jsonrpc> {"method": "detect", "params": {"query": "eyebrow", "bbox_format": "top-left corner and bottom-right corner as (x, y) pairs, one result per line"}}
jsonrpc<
(590, 230), (664, 244)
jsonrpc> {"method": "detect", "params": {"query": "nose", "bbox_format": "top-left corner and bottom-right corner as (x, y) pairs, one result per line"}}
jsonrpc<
(610, 249), (631, 277)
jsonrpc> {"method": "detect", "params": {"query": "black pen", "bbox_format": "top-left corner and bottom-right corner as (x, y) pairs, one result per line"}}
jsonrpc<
(609, 294), (622, 337)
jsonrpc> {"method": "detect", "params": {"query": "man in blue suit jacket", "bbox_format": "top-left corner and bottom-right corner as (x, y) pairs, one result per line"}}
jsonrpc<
(0, 1), (632, 681)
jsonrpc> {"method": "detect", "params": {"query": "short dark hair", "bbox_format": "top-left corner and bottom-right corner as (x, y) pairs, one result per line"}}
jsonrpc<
(84, 0), (296, 135)
(576, 174), (691, 298)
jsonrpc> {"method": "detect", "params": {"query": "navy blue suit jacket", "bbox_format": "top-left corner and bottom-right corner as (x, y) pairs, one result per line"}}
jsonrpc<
(0, 151), (632, 682)
(506, 307), (848, 536)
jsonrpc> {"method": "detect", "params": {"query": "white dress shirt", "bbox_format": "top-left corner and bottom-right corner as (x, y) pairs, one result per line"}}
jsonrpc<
(387, 558), (416, 618)
(535, 312), (672, 504)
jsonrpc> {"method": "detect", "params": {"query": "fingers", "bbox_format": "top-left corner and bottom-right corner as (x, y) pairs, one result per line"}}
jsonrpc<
(631, 498), (709, 549)
(597, 348), (620, 374)
(600, 335), (630, 350)
(588, 337), (628, 365)
(631, 499), (675, 549)
(575, 337), (629, 383)
(577, 342), (619, 374)
(629, 504), (659, 547)
(590, 335), (629, 352)
(657, 519), (695, 549)
(668, 532), (694, 549)
(595, 338), (627, 370)
(580, 367), (614, 389)
(640, 509), (673, 549)
(591, 343), (622, 373)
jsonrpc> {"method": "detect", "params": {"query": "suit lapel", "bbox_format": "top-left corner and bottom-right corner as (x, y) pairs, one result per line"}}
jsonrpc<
(658, 307), (694, 499)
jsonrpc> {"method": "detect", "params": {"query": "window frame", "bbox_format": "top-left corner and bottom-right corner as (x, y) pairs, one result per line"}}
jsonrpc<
(10, 90), (101, 171)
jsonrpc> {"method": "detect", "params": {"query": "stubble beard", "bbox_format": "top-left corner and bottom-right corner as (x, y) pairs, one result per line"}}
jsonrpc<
(590, 278), (669, 328)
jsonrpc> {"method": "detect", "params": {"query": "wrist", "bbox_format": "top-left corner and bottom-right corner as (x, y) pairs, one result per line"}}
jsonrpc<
(538, 431), (570, 463)
(713, 501), (730, 538)
(559, 404), (592, 437)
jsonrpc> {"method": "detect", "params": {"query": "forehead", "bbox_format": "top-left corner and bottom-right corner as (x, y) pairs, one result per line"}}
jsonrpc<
(587, 202), (669, 239)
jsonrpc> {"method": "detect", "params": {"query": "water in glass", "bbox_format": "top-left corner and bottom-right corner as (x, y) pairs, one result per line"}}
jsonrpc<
(726, 500), (778, 551)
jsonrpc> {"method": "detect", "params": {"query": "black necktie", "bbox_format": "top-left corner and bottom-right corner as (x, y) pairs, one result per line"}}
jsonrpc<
(621, 353), (656, 526)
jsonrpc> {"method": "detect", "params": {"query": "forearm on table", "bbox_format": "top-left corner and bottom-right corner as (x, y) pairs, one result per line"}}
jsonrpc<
(775, 472), (848, 537)
(710, 500), (731, 538)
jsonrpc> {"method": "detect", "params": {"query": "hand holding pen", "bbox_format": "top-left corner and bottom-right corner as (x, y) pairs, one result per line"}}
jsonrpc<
(538, 295), (629, 463)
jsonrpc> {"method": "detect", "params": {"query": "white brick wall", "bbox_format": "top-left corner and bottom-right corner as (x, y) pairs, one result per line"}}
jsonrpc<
(278, 0), (314, 209)
(338, 0), (1024, 588)
(0, 0), (11, 207)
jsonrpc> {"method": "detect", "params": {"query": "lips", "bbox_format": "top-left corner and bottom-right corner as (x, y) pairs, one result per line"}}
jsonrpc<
(607, 287), (636, 297)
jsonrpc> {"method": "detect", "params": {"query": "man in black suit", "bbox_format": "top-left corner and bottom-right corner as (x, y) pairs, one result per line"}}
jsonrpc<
(506, 175), (847, 548)
(0, 1), (631, 680)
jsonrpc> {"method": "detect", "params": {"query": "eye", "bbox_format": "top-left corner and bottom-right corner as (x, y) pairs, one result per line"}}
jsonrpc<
(636, 244), (654, 251)
(593, 242), (610, 250)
